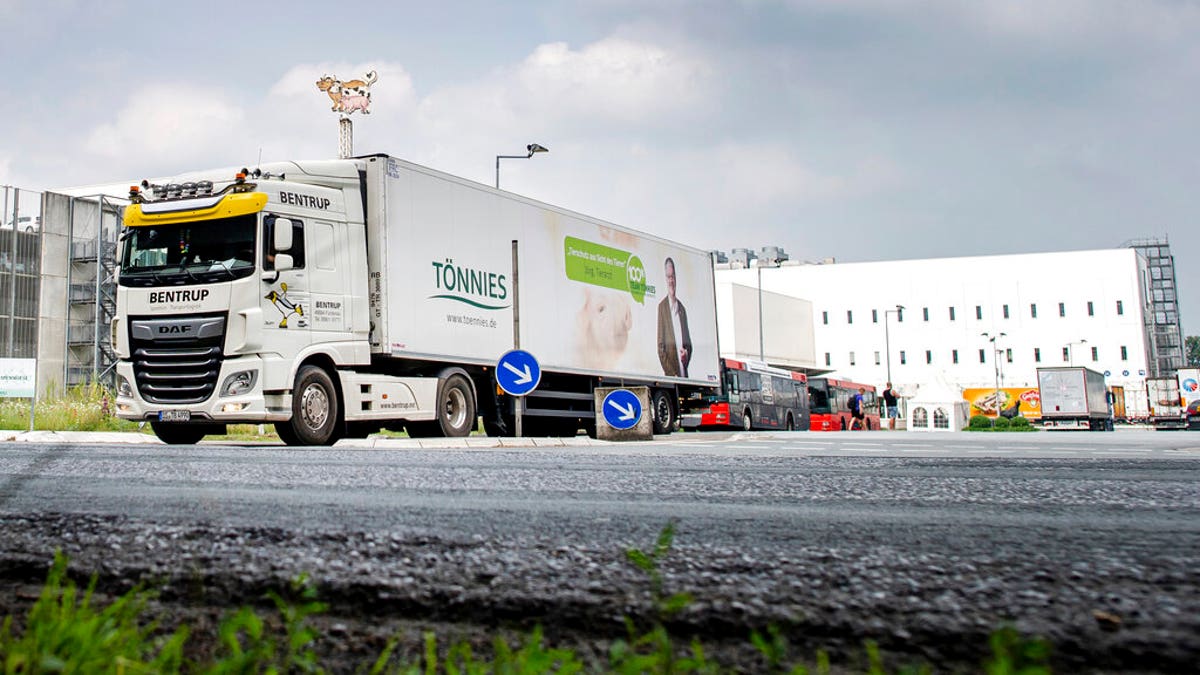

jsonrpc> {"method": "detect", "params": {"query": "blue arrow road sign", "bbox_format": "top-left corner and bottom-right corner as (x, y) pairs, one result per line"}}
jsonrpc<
(496, 349), (541, 396)
(602, 389), (642, 430)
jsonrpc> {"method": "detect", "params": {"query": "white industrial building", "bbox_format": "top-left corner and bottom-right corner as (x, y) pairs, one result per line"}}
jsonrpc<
(716, 243), (1184, 420)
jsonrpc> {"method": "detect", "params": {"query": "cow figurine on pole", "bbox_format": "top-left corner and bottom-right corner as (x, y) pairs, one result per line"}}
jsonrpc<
(315, 70), (378, 158)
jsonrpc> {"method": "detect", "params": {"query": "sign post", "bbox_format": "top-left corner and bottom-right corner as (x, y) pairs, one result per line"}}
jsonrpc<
(496, 348), (541, 437)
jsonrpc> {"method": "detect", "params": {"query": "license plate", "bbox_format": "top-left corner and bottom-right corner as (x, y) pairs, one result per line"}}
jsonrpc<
(158, 410), (191, 422)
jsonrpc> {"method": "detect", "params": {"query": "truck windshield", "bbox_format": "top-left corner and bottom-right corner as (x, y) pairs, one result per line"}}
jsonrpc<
(118, 214), (258, 287)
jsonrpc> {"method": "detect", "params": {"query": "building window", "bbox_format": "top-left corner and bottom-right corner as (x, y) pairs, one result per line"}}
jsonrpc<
(1059, 302), (1066, 317)
(949, 306), (956, 321)
(1062, 347), (1070, 362)
(933, 408), (949, 429)
(1003, 304), (1009, 319)
(1034, 347), (1041, 362)
(1116, 300), (1124, 315)
(952, 349), (959, 364)
(900, 350), (907, 365)
(847, 310), (853, 324)
(1031, 303), (1037, 318)
(849, 351), (856, 366)
(822, 311), (828, 325)
(923, 307), (929, 321)
(1006, 348), (1013, 363)
(825, 352), (831, 366)
(1087, 301), (1094, 317)
(872, 309), (878, 323)
(975, 305), (982, 320)
(1091, 346), (1098, 362)
(1120, 345), (1128, 361)
(874, 351), (881, 365)
(926, 350), (932, 364)
(979, 349), (986, 363)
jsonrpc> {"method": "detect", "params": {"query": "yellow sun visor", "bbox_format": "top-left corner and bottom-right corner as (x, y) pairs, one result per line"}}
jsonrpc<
(123, 192), (268, 227)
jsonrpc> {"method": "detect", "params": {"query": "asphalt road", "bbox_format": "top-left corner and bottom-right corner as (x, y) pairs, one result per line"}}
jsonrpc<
(0, 430), (1197, 672)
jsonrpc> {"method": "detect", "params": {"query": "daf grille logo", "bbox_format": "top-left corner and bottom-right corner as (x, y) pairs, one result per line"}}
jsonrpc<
(158, 325), (192, 334)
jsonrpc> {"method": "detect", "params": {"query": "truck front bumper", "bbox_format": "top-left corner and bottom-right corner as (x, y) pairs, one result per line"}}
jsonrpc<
(114, 357), (291, 424)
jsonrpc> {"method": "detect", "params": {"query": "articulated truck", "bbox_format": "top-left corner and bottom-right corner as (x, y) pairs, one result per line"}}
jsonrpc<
(113, 155), (719, 445)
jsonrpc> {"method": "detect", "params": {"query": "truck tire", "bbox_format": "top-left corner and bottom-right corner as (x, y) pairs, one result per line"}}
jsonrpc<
(435, 374), (476, 437)
(652, 390), (675, 435)
(742, 408), (753, 431)
(274, 422), (301, 446)
(286, 365), (342, 446)
(150, 422), (223, 445)
(785, 413), (795, 431)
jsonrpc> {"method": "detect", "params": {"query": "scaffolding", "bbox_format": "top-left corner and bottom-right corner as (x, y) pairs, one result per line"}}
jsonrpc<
(1127, 237), (1184, 377)
(64, 194), (123, 389)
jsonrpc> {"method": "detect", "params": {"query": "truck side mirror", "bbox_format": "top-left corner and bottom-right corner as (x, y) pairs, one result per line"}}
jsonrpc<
(273, 218), (293, 251)
(274, 253), (294, 272)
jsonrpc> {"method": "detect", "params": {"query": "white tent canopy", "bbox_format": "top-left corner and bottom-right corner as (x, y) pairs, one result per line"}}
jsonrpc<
(907, 379), (971, 432)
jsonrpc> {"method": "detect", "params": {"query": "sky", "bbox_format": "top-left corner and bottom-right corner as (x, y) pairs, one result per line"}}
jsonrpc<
(1, 0), (1198, 332)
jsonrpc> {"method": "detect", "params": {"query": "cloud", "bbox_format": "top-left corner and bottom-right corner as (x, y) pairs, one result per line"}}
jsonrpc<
(84, 85), (245, 169)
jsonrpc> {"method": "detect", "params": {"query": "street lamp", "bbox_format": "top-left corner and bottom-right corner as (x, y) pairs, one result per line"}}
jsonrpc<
(982, 332), (1007, 420)
(884, 305), (904, 384)
(1066, 339), (1087, 366)
(495, 143), (549, 189)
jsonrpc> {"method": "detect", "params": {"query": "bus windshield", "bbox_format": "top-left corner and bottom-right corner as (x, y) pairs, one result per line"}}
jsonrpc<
(119, 214), (258, 287)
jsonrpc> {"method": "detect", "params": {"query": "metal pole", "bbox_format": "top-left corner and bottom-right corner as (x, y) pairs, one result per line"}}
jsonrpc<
(93, 197), (103, 381)
(7, 189), (19, 357)
(992, 336), (1001, 422)
(511, 240), (522, 438)
(496, 157), (501, 189)
(884, 316), (892, 383)
(338, 118), (353, 159)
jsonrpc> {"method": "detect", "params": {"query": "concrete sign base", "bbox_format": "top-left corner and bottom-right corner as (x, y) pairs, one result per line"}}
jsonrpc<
(594, 386), (653, 441)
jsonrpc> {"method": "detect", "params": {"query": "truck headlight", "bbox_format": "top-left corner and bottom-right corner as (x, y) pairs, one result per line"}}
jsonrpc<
(221, 370), (258, 397)
(117, 375), (133, 398)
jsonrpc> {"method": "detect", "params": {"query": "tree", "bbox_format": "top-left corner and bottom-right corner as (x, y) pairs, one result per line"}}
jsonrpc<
(1187, 335), (1200, 367)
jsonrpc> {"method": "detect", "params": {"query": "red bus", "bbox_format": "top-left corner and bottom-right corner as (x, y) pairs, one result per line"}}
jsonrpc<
(681, 359), (810, 431)
(808, 378), (880, 431)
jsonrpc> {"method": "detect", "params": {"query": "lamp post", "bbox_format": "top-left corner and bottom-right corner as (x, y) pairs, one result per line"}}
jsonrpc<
(982, 331), (1007, 420)
(1066, 339), (1087, 366)
(884, 305), (904, 384)
(495, 143), (549, 189)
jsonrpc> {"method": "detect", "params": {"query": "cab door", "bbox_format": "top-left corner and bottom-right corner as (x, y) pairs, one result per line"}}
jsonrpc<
(261, 214), (310, 342)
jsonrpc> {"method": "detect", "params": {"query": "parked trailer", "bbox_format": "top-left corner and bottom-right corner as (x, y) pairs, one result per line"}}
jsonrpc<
(1036, 367), (1112, 431)
(1176, 368), (1200, 430)
(1146, 376), (1187, 430)
(113, 155), (719, 444)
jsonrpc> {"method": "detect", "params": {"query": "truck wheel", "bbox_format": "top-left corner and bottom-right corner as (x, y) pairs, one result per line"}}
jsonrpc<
(652, 390), (675, 435)
(287, 365), (342, 446)
(274, 422), (301, 446)
(151, 422), (222, 445)
(743, 408), (753, 431)
(435, 374), (476, 437)
(785, 413), (795, 431)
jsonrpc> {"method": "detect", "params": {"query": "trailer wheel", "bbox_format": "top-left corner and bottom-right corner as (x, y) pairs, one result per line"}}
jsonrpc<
(287, 365), (342, 446)
(652, 390), (675, 435)
(151, 422), (223, 445)
(435, 374), (476, 437)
